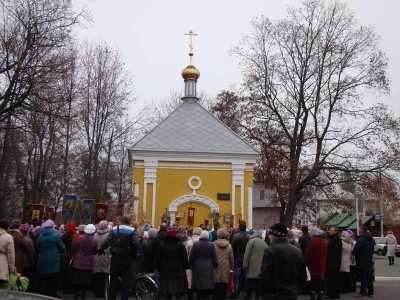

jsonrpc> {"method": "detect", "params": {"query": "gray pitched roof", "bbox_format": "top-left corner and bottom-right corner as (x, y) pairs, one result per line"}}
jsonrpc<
(130, 98), (259, 155)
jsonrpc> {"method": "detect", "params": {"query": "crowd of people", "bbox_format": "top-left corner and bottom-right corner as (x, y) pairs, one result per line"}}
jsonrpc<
(0, 215), (397, 300)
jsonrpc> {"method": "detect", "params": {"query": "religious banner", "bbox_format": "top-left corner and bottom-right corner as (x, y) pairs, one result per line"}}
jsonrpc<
(81, 199), (94, 223)
(26, 203), (45, 226)
(62, 194), (77, 221)
(45, 207), (54, 220)
(95, 203), (108, 224)
(117, 202), (124, 216)
(187, 207), (195, 227)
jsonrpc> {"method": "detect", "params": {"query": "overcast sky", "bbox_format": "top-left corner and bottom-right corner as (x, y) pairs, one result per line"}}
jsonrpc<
(75, 0), (399, 116)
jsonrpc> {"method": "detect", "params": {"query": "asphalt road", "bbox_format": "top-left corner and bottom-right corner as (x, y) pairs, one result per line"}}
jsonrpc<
(43, 255), (400, 299)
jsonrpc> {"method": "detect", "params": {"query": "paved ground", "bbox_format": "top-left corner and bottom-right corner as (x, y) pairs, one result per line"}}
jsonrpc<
(41, 256), (400, 299)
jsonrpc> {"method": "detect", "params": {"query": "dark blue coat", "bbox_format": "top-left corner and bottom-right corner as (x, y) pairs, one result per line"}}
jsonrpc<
(37, 228), (64, 274)
(351, 232), (374, 270)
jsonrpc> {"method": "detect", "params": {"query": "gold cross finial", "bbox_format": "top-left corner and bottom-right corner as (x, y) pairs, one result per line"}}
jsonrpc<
(184, 30), (198, 62)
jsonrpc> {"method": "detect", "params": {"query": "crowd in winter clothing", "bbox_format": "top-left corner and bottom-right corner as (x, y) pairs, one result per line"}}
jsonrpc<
(0, 215), (397, 300)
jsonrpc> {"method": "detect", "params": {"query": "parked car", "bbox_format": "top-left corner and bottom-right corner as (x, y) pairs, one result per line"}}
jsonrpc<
(374, 236), (400, 257)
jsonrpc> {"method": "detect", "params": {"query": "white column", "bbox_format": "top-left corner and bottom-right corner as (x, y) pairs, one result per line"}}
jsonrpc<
(133, 183), (139, 215)
(248, 186), (253, 229)
(232, 162), (245, 225)
(144, 160), (157, 225)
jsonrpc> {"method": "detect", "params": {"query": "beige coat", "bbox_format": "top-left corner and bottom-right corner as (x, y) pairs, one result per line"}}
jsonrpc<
(0, 229), (15, 281)
(213, 239), (234, 283)
(386, 235), (397, 257)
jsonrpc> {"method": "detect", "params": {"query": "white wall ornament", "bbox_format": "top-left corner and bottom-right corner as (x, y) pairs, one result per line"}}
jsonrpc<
(188, 176), (202, 194)
(169, 194), (219, 213)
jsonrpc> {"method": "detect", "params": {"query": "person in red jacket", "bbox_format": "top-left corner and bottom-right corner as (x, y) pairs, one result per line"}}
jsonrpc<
(305, 228), (328, 300)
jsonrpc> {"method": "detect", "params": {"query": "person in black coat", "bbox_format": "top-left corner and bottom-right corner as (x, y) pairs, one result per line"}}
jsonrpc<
(325, 227), (342, 299)
(298, 225), (311, 258)
(351, 226), (374, 297)
(259, 223), (307, 300)
(156, 228), (189, 300)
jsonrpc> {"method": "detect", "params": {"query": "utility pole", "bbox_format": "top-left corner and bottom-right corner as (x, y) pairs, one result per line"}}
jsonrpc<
(380, 173), (384, 237)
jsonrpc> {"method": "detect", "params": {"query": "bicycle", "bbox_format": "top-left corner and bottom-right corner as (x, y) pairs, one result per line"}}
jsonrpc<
(105, 272), (158, 300)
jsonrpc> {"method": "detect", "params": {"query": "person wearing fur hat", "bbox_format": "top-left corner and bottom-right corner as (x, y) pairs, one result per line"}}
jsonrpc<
(259, 223), (307, 300)
(0, 219), (15, 286)
(385, 230), (398, 265)
(19, 223), (35, 291)
(72, 224), (98, 300)
(8, 219), (30, 274)
(61, 222), (77, 295)
(305, 228), (328, 300)
(37, 219), (65, 298)
(155, 228), (189, 300)
(134, 226), (150, 274)
(213, 228), (234, 300)
(93, 220), (111, 298)
(189, 230), (218, 300)
(339, 231), (352, 293)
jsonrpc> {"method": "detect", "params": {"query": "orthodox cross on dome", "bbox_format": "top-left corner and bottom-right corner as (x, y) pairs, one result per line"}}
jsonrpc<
(184, 30), (198, 61)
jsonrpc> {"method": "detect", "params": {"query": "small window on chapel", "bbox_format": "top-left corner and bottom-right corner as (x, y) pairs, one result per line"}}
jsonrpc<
(260, 189), (265, 200)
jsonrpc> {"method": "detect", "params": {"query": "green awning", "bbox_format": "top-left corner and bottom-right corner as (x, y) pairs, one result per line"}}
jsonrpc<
(346, 215), (374, 230)
(320, 212), (336, 223)
(325, 213), (352, 227)
(337, 215), (356, 228)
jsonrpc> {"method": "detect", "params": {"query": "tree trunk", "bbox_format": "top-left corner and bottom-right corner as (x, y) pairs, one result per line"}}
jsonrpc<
(0, 116), (12, 219)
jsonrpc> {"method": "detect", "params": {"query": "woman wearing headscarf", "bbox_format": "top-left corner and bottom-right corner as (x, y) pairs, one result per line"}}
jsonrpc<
(72, 224), (98, 300)
(385, 230), (398, 265)
(19, 223), (35, 291)
(135, 225), (150, 274)
(190, 230), (218, 300)
(61, 222), (77, 294)
(37, 219), (65, 298)
(213, 228), (234, 300)
(93, 220), (111, 298)
(339, 231), (352, 293)
(156, 228), (189, 300)
(8, 219), (30, 274)
(185, 227), (202, 300)
(0, 219), (15, 286)
(305, 228), (328, 300)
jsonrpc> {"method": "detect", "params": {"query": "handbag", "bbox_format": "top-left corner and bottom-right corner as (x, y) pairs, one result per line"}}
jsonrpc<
(228, 270), (234, 293)
(383, 244), (388, 255)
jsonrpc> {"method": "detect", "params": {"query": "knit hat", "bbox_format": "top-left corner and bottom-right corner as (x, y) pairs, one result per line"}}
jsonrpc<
(19, 223), (30, 235)
(58, 224), (65, 235)
(312, 228), (323, 236)
(167, 228), (177, 238)
(200, 230), (209, 240)
(217, 228), (228, 239)
(341, 231), (350, 238)
(84, 224), (96, 235)
(33, 226), (44, 238)
(269, 223), (287, 237)
(43, 219), (55, 228)
(78, 224), (86, 233)
(193, 227), (202, 236)
(136, 226), (144, 238)
(9, 219), (21, 229)
(249, 229), (255, 236)
(65, 222), (77, 233)
(143, 223), (150, 231)
(98, 220), (108, 230)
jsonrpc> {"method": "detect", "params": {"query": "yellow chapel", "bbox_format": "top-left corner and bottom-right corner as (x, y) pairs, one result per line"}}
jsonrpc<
(128, 31), (259, 229)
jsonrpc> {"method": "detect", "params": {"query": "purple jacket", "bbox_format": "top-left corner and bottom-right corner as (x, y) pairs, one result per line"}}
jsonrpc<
(72, 234), (98, 270)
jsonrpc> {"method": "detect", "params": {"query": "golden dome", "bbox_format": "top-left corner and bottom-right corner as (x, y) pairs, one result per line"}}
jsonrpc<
(181, 62), (200, 81)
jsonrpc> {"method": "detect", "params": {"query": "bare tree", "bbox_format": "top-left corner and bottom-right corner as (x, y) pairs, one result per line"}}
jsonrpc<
(226, 0), (399, 226)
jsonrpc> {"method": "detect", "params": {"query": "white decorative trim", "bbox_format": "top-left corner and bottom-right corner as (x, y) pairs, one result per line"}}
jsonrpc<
(151, 183), (156, 226)
(143, 159), (157, 220)
(133, 183), (139, 215)
(159, 161), (231, 169)
(231, 184), (236, 220)
(188, 176), (202, 194)
(248, 186), (253, 229)
(169, 194), (219, 213)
